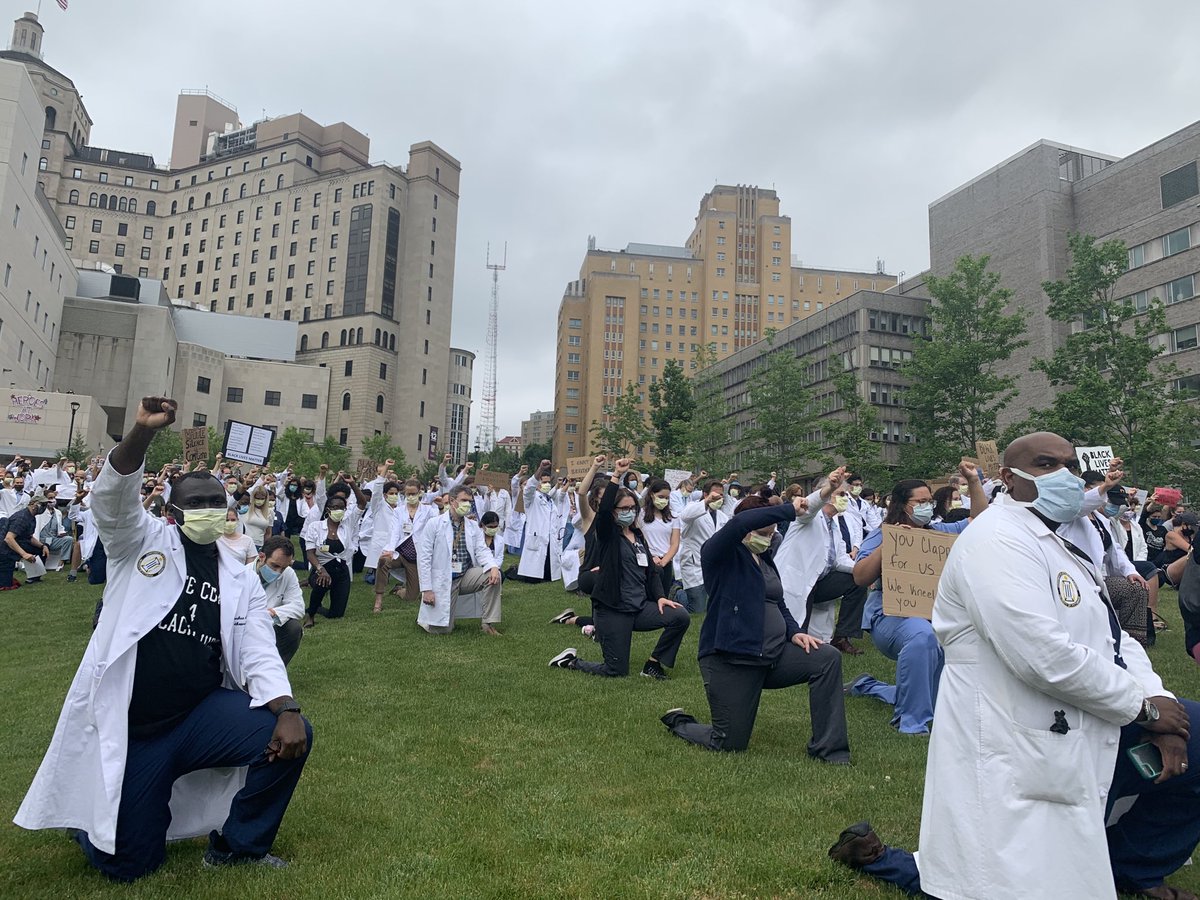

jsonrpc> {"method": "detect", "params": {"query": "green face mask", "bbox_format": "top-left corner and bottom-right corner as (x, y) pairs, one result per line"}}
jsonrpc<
(743, 533), (772, 555)
(176, 507), (227, 544)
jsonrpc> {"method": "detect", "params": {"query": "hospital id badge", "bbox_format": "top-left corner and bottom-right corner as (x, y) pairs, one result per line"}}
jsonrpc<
(403, 523), (413, 537)
(319, 544), (330, 553)
(636, 551), (649, 568)
(452, 560), (464, 574)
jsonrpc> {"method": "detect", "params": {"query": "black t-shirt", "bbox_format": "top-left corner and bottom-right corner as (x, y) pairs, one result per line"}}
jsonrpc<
(616, 535), (650, 613)
(127, 533), (223, 739)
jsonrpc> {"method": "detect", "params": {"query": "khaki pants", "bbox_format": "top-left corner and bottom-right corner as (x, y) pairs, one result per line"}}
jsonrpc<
(423, 566), (501, 634)
(375, 555), (420, 601)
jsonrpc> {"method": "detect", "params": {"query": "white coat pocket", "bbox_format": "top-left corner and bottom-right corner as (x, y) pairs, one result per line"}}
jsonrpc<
(1006, 722), (1092, 806)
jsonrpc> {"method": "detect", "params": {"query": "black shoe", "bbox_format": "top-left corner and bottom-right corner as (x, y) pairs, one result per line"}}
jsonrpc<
(828, 821), (885, 868)
(66, 572), (77, 583)
(548, 647), (578, 669)
(549, 608), (575, 624)
(641, 659), (668, 681)
(25, 576), (41, 584)
(660, 707), (695, 729)
(202, 830), (288, 870)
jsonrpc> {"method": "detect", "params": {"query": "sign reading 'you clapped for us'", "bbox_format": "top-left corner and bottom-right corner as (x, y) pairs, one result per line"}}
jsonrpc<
(880, 524), (959, 620)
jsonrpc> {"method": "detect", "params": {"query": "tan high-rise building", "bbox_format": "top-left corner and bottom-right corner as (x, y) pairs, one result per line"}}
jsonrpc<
(552, 185), (896, 462)
(520, 409), (555, 451)
(4, 12), (462, 463)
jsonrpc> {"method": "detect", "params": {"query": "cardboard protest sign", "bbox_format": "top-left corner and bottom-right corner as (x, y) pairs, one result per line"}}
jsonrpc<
(663, 468), (692, 490)
(566, 456), (593, 480)
(182, 427), (209, 464)
(356, 458), (377, 482)
(881, 524), (959, 620)
(975, 440), (999, 478)
(474, 470), (512, 492)
(1076, 445), (1114, 474)
(222, 420), (275, 466)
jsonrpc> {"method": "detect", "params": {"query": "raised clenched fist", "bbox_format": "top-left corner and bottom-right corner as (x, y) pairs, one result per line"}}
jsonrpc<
(135, 397), (177, 431)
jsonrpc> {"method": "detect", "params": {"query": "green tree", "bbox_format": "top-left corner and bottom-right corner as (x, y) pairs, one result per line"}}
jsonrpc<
(267, 427), (350, 477)
(56, 433), (92, 466)
(740, 335), (817, 478)
(145, 428), (182, 472)
(1018, 232), (1200, 486)
(589, 383), (655, 463)
(647, 358), (695, 469)
(683, 343), (734, 475)
(360, 434), (408, 473)
(900, 254), (1027, 476)
(479, 447), (521, 474)
(519, 442), (552, 471)
(820, 367), (888, 488)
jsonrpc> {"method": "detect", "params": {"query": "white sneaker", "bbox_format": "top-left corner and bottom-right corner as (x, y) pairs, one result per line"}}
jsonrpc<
(548, 647), (578, 668)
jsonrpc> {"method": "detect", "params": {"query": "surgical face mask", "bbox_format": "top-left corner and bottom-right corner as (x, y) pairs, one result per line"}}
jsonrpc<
(653, 496), (669, 510)
(328, 509), (346, 523)
(851, 485), (862, 497)
(957, 484), (969, 496)
(832, 495), (849, 513)
(910, 502), (935, 526)
(175, 507), (227, 544)
(950, 499), (963, 510)
(288, 484), (299, 494)
(743, 533), (772, 555)
(385, 494), (399, 507)
(615, 509), (637, 527)
(66, 467), (75, 475)
(1009, 467), (1085, 524)
(539, 481), (553, 494)
(1104, 504), (1122, 518)
(2, 478), (11, 486)
(455, 501), (472, 516)
(225, 483), (237, 493)
(254, 497), (268, 507)
(708, 498), (724, 511)
(405, 494), (420, 506)
(1120, 509), (1137, 522)
(484, 526), (500, 537)
(729, 488), (740, 498)
(222, 520), (239, 535)
(259, 564), (282, 586)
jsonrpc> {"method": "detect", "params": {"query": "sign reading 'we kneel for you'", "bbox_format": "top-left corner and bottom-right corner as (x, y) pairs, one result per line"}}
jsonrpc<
(881, 524), (959, 620)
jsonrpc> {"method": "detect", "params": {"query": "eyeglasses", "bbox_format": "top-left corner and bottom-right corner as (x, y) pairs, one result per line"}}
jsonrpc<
(615, 505), (637, 511)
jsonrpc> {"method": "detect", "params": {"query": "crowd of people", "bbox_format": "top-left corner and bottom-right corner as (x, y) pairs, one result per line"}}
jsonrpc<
(7, 399), (1200, 898)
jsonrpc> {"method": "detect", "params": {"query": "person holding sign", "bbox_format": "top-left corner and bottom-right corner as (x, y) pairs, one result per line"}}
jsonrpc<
(831, 432), (1200, 900)
(845, 462), (987, 735)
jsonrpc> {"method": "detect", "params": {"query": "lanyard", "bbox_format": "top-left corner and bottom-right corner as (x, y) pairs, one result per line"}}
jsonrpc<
(1049, 529), (1125, 669)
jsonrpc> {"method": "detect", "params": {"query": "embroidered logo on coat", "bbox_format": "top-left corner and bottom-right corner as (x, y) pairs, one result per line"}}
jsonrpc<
(1057, 571), (1081, 607)
(136, 551), (167, 577)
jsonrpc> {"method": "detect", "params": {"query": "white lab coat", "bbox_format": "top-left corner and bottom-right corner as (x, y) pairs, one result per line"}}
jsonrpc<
(842, 495), (869, 548)
(488, 488), (513, 530)
(15, 456), (291, 854)
(386, 501), (437, 559)
(1115, 516), (1149, 562)
(918, 495), (1169, 900)
(258, 564), (305, 625)
(69, 501), (99, 561)
(517, 481), (564, 581)
(678, 499), (731, 590)
(560, 511), (586, 591)
(775, 491), (854, 637)
(416, 514), (499, 629)
(0, 486), (28, 517)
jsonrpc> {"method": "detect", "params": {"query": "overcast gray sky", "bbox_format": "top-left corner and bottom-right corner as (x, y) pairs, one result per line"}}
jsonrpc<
(32, 0), (1200, 439)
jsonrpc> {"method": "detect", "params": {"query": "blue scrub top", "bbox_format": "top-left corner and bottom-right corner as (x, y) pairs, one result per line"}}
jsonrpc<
(861, 519), (972, 629)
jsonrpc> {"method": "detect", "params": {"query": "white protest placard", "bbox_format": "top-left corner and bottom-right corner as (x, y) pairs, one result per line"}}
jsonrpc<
(1076, 445), (1114, 474)
(881, 524), (959, 620)
(222, 420), (276, 466)
(663, 468), (692, 490)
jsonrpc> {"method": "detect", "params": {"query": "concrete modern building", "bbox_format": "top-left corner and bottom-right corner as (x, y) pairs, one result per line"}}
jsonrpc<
(2, 10), (464, 461)
(445, 347), (474, 462)
(929, 133), (1200, 425)
(701, 283), (931, 475)
(552, 184), (895, 462)
(520, 408), (555, 451)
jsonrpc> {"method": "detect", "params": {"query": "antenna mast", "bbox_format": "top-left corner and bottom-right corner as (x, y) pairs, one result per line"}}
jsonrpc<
(476, 242), (506, 452)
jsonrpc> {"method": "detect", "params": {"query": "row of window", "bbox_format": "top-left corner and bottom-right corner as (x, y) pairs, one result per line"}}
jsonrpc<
(1122, 272), (1197, 311)
(1128, 224), (1193, 269)
(195, 378), (318, 409)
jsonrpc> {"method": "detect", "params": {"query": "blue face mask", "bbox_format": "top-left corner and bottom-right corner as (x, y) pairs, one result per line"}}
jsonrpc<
(1009, 467), (1085, 523)
(910, 502), (934, 526)
(259, 564), (281, 585)
(1103, 503), (1122, 518)
(615, 509), (637, 527)
(237, 505), (249, 516)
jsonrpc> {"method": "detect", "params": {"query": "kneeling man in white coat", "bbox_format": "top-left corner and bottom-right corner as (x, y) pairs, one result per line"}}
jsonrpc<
(830, 432), (1200, 900)
(15, 397), (311, 882)
(418, 486), (502, 635)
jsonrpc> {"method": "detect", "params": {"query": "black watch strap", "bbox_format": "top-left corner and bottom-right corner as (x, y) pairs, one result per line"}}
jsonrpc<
(275, 700), (302, 717)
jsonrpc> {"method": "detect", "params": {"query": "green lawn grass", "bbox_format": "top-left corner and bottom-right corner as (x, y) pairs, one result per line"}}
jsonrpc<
(2, 567), (1198, 899)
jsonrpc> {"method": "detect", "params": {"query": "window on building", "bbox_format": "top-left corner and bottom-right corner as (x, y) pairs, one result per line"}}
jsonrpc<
(192, 413), (207, 428)
(1161, 162), (1199, 209)
(264, 390), (281, 406)
(226, 387), (243, 403)
(1167, 274), (1195, 304)
(344, 360), (353, 376)
(1164, 226), (1191, 257)
(301, 393), (318, 409)
(1173, 324), (1198, 352)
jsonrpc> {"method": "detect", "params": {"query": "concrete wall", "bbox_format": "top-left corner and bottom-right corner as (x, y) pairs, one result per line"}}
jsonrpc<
(0, 389), (107, 458)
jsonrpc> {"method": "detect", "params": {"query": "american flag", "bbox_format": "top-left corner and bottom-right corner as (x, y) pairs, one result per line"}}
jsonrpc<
(57, 0), (69, 10)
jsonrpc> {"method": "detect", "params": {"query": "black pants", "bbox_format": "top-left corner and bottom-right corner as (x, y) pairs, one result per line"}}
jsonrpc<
(306, 559), (350, 619)
(668, 646), (850, 759)
(573, 602), (690, 677)
(275, 618), (303, 665)
(655, 565), (673, 600)
(804, 571), (869, 640)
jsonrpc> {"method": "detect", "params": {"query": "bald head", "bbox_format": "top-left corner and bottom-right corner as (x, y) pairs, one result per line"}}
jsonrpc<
(1001, 432), (1078, 502)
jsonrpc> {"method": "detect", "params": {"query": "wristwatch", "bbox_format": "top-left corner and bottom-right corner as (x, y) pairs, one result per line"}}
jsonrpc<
(275, 700), (302, 717)
(1143, 698), (1160, 723)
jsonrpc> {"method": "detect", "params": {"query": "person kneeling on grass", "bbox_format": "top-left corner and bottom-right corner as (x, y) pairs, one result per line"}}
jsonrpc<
(659, 494), (850, 761)
(417, 486), (503, 635)
(0, 489), (51, 587)
(14, 397), (311, 882)
(256, 536), (306, 666)
(548, 458), (689, 680)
